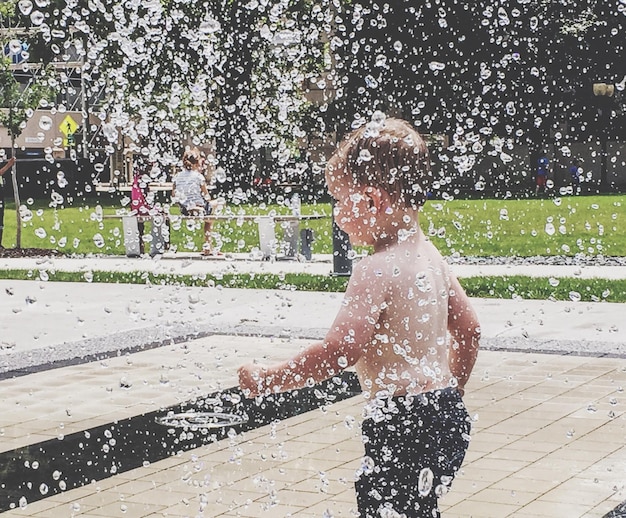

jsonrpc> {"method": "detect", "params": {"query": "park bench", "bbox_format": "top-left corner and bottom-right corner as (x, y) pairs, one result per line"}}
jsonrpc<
(103, 212), (325, 259)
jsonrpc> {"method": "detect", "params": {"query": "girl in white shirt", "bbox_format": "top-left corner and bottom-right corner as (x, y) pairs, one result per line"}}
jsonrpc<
(172, 146), (221, 255)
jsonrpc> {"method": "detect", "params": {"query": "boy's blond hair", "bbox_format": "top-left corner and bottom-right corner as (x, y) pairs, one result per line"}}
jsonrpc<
(336, 114), (432, 209)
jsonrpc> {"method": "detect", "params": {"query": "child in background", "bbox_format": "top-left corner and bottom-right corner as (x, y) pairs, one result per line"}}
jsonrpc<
(238, 113), (480, 518)
(172, 146), (221, 256)
(130, 159), (152, 255)
(569, 158), (581, 192)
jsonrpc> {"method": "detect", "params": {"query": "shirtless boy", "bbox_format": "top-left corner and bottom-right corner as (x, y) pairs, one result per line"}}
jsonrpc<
(238, 113), (480, 517)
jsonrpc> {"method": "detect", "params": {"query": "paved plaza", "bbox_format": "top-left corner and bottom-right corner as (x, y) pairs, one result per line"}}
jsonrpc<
(0, 254), (625, 517)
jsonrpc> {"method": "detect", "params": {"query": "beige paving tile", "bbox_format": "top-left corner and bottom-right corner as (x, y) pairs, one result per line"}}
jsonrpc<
(278, 455), (352, 473)
(511, 401), (584, 420)
(438, 489), (474, 508)
(126, 486), (199, 508)
(576, 435), (625, 458)
(549, 443), (613, 463)
(112, 460), (188, 484)
(482, 416), (553, 436)
(291, 498), (358, 517)
(2, 498), (75, 517)
(465, 431), (521, 453)
(55, 490), (120, 512)
(488, 473), (562, 494)
(0, 428), (50, 451)
(512, 513), (557, 518)
(575, 467), (626, 489)
(484, 445), (547, 464)
(25, 504), (95, 518)
(77, 499), (167, 517)
(467, 408), (509, 428)
(220, 497), (306, 517)
(467, 456), (531, 475)
(469, 487), (540, 507)
(445, 498), (520, 517)
(540, 480), (616, 507)
(286, 471), (355, 496)
(514, 458), (587, 481)
(218, 470), (299, 494)
(307, 445), (360, 463)
(452, 467), (511, 494)
(516, 499), (589, 517)
(499, 436), (564, 455)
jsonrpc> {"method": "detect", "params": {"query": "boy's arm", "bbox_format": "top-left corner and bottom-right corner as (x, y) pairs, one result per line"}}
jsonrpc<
(238, 260), (385, 397)
(238, 339), (348, 397)
(447, 274), (480, 395)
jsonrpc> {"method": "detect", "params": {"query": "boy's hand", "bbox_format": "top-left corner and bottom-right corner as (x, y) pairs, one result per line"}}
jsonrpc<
(238, 363), (268, 398)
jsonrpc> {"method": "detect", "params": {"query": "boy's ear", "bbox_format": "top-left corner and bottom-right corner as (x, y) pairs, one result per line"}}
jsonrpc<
(364, 186), (385, 211)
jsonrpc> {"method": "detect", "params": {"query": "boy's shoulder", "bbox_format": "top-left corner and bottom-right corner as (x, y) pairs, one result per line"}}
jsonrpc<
(349, 252), (389, 286)
(354, 241), (450, 279)
(351, 246), (410, 281)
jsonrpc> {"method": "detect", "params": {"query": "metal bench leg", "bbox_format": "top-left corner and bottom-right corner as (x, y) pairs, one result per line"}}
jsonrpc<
(300, 228), (314, 260)
(281, 220), (300, 259)
(122, 216), (141, 257)
(150, 215), (169, 256)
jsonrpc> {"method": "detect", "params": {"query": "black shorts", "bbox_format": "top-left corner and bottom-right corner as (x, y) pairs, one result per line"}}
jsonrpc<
(356, 388), (471, 518)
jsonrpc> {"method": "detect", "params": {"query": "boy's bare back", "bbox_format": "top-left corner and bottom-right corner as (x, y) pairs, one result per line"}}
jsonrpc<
(343, 233), (457, 400)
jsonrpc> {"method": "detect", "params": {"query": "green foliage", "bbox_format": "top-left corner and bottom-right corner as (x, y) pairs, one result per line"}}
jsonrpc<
(0, 1), (16, 18)
(0, 57), (55, 138)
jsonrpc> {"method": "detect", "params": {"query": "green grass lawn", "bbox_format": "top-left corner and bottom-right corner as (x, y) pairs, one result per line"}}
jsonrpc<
(1, 194), (624, 257)
(1, 268), (625, 303)
(424, 195), (625, 257)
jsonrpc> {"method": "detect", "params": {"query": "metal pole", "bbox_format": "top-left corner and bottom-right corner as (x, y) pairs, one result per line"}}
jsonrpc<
(81, 35), (89, 160)
(331, 199), (352, 276)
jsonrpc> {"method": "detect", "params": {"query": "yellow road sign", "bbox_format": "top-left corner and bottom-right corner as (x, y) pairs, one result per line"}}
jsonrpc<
(59, 115), (79, 147)
(59, 115), (79, 136)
